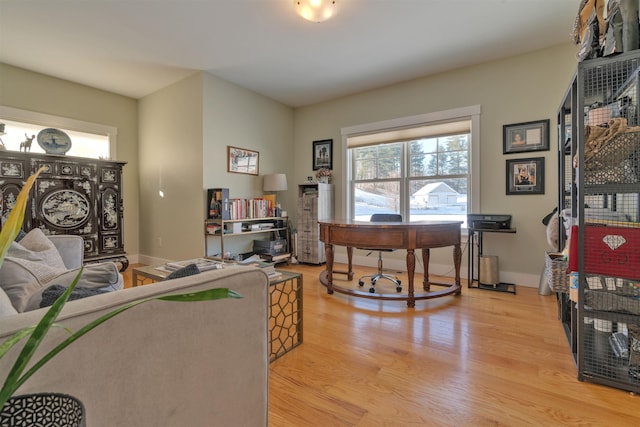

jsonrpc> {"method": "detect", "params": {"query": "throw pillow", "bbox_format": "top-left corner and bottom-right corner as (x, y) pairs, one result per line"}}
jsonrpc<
(166, 263), (200, 280)
(0, 229), (67, 312)
(39, 284), (108, 308)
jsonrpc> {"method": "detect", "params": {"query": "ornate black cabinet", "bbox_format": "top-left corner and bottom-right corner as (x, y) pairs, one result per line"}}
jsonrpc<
(0, 151), (128, 270)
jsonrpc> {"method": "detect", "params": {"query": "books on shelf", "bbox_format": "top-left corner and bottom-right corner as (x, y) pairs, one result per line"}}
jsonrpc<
(165, 258), (223, 272)
(228, 198), (276, 220)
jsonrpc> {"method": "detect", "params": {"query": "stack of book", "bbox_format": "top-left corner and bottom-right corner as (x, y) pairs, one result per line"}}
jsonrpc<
(258, 253), (290, 264)
(165, 258), (223, 272)
(239, 255), (282, 279)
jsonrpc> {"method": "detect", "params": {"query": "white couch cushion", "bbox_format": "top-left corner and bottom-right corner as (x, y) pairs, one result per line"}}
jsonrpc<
(0, 288), (18, 316)
(0, 228), (67, 311)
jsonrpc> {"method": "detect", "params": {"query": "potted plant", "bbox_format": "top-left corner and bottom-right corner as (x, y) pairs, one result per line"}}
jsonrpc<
(316, 167), (332, 184)
(0, 168), (241, 425)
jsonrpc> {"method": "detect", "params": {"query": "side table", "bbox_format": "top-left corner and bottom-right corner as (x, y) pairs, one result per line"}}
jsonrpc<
(130, 264), (303, 361)
(269, 271), (303, 362)
(467, 227), (517, 294)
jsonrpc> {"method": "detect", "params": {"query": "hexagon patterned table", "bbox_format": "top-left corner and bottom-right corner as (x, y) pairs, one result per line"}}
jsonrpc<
(269, 270), (303, 362)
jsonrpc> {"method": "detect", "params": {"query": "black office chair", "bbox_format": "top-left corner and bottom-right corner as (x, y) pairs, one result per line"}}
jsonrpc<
(357, 213), (403, 294)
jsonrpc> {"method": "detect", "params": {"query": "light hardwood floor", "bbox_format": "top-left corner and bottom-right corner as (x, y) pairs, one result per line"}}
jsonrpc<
(123, 263), (640, 426)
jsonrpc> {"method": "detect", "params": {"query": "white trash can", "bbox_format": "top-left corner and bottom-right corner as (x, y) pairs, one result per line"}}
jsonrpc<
(479, 255), (499, 286)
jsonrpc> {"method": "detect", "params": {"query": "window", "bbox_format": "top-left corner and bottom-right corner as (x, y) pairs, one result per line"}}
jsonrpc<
(343, 106), (480, 227)
(0, 106), (116, 159)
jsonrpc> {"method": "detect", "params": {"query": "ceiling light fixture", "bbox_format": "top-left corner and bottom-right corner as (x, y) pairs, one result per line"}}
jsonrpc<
(294, 0), (338, 23)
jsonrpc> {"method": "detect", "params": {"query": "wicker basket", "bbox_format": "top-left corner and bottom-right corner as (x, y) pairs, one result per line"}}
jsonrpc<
(545, 252), (570, 292)
(584, 131), (640, 184)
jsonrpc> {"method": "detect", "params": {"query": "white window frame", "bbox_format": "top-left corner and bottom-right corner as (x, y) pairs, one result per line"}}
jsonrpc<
(0, 105), (117, 159)
(341, 105), (480, 228)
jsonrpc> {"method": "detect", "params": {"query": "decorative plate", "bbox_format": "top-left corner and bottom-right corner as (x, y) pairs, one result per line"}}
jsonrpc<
(37, 128), (72, 155)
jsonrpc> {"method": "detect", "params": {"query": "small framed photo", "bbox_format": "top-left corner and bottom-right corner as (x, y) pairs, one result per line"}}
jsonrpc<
(312, 139), (333, 171)
(503, 119), (550, 154)
(506, 157), (545, 195)
(227, 146), (259, 175)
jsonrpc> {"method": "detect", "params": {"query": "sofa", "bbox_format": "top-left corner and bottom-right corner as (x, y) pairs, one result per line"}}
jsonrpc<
(0, 230), (124, 316)
(0, 258), (270, 425)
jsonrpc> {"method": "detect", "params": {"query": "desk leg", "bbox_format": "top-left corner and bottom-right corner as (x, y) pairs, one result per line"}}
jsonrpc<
(422, 248), (430, 292)
(454, 243), (462, 294)
(467, 232), (473, 288)
(132, 271), (138, 287)
(407, 249), (416, 308)
(325, 243), (334, 294)
(346, 246), (354, 280)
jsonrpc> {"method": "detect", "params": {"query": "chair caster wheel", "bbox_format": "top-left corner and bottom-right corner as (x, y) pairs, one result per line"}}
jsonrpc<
(396, 286), (402, 293)
(358, 280), (364, 286)
(369, 287), (375, 293)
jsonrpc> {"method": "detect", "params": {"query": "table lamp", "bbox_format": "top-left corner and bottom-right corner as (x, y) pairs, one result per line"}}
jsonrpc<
(263, 173), (288, 217)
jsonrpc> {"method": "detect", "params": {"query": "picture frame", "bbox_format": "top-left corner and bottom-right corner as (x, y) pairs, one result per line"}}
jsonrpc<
(312, 139), (333, 170)
(503, 119), (550, 154)
(227, 146), (259, 175)
(506, 157), (545, 195)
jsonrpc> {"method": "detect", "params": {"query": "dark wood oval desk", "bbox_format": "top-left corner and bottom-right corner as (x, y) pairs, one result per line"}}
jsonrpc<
(318, 220), (462, 308)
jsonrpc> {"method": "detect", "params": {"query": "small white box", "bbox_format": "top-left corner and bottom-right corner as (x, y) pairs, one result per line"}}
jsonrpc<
(586, 106), (611, 125)
(232, 222), (242, 233)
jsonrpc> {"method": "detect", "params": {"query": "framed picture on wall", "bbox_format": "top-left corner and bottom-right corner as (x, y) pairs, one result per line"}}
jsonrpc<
(227, 146), (259, 175)
(312, 139), (333, 170)
(503, 119), (550, 154)
(506, 157), (544, 195)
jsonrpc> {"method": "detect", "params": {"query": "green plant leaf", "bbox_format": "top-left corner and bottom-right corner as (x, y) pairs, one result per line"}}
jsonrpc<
(0, 324), (71, 360)
(0, 167), (45, 268)
(157, 288), (242, 302)
(0, 328), (36, 359)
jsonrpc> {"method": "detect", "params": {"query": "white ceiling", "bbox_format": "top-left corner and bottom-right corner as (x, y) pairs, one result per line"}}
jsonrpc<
(0, 0), (579, 108)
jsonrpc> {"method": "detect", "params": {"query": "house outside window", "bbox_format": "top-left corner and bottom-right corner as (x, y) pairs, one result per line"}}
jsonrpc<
(343, 106), (480, 228)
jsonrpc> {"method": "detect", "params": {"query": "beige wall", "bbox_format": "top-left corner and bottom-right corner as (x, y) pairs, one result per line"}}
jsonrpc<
(138, 72), (294, 262)
(202, 73), (294, 211)
(293, 43), (579, 286)
(138, 72), (204, 261)
(0, 63), (140, 258)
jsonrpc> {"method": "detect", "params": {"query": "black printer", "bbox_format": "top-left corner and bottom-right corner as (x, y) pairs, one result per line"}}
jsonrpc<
(467, 214), (512, 230)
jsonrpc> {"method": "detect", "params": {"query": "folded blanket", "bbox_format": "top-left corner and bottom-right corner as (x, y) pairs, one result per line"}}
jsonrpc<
(39, 284), (108, 308)
(585, 289), (640, 315)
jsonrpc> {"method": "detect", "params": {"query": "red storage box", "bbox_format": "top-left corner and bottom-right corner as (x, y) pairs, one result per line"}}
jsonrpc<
(569, 225), (640, 279)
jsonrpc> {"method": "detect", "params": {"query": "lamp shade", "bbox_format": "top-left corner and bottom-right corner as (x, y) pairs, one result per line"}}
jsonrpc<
(263, 173), (288, 192)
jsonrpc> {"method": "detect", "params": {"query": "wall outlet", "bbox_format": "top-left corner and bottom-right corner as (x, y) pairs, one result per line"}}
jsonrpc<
(157, 237), (162, 247)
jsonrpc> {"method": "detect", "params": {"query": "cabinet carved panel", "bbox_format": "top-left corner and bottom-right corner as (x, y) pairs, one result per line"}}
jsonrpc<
(0, 151), (127, 269)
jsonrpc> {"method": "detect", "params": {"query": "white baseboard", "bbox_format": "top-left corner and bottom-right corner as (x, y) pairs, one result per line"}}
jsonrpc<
(333, 253), (540, 289)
